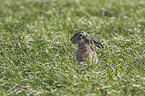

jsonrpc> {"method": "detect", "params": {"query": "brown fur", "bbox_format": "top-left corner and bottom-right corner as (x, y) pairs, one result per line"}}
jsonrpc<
(76, 44), (98, 64)
(70, 31), (103, 64)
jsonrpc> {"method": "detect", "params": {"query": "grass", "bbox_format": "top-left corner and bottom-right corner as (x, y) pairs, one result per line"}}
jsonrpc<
(0, 0), (145, 95)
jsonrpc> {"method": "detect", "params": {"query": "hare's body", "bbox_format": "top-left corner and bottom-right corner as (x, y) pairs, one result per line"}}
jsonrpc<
(76, 44), (98, 64)
(71, 31), (103, 64)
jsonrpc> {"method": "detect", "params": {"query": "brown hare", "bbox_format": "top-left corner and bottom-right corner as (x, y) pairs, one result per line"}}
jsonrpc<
(70, 31), (103, 64)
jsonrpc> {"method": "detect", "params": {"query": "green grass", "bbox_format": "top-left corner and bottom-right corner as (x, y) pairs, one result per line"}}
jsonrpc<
(0, 0), (145, 95)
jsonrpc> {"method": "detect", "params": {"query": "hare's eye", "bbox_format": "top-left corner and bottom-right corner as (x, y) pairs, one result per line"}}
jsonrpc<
(78, 33), (83, 37)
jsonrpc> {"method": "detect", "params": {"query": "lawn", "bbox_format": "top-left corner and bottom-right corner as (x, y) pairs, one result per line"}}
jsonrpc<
(0, 0), (145, 95)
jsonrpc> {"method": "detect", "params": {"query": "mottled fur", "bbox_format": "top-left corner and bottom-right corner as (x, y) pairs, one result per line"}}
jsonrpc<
(70, 31), (103, 64)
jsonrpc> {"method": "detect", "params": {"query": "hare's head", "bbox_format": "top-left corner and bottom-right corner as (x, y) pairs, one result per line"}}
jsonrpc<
(71, 31), (103, 48)
(70, 31), (91, 45)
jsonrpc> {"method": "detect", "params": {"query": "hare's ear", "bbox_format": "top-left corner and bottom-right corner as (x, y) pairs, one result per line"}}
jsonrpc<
(90, 38), (103, 48)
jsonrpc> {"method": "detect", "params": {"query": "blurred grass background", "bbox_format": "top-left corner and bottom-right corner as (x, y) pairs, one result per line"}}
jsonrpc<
(0, 0), (145, 95)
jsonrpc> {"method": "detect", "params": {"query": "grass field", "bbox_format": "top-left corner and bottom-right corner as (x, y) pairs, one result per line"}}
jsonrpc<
(0, 0), (145, 95)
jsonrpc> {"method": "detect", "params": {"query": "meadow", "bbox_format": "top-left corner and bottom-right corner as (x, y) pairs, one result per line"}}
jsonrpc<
(0, 0), (145, 95)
